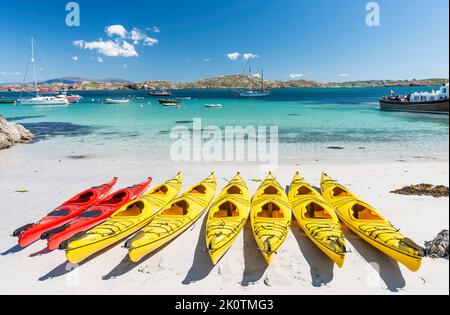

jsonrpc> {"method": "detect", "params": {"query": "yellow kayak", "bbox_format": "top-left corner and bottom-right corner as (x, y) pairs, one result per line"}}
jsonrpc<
(206, 173), (251, 265)
(321, 173), (424, 272)
(65, 173), (183, 264)
(251, 172), (292, 265)
(289, 172), (346, 268)
(127, 173), (217, 263)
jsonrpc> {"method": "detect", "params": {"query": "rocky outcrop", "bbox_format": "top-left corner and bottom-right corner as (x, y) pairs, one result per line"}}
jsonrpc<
(425, 230), (449, 259)
(0, 115), (33, 150)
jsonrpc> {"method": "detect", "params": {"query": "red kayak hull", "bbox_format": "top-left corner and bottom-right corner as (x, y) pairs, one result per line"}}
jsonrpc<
(47, 178), (152, 250)
(17, 178), (118, 248)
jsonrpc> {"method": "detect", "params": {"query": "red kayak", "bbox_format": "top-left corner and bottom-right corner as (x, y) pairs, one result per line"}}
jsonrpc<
(45, 178), (152, 250)
(13, 178), (118, 248)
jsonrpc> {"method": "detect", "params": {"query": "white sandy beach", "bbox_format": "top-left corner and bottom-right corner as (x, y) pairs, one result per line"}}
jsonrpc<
(0, 142), (448, 295)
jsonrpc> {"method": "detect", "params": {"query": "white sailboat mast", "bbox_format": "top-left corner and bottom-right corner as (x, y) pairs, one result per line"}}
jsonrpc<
(31, 38), (39, 96)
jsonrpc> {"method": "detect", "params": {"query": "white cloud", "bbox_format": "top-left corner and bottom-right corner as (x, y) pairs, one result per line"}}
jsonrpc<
(243, 53), (259, 60)
(143, 36), (158, 46)
(289, 73), (303, 79)
(72, 56), (79, 61)
(227, 52), (241, 61)
(97, 56), (104, 63)
(130, 28), (144, 44)
(204, 58), (212, 62)
(74, 39), (139, 57)
(339, 73), (350, 77)
(252, 74), (261, 78)
(122, 63), (128, 68)
(105, 25), (128, 38)
(0, 71), (20, 76)
(129, 28), (158, 46)
(149, 26), (160, 33)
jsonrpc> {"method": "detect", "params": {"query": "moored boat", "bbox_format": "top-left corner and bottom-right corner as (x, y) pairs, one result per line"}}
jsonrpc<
(159, 99), (181, 105)
(380, 84), (449, 114)
(19, 39), (70, 106)
(106, 98), (130, 104)
(148, 90), (172, 97)
(0, 98), (17, 104)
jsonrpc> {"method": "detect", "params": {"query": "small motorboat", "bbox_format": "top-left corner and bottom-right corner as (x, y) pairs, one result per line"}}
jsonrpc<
(148, 90), (172, 97)
(106, 98), (130, 104)
(0, 97), (17, 105)
(205, 104), (223, 108)
(159, 99), (181, 105)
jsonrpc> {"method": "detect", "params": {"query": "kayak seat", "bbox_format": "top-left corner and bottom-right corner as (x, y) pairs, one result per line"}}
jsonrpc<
(296, 185), (315, 196)
(101, 192), (127, 205)
(70, 192), (95, 204)
(190, 185), (207, 195)
(264, 186), (280, 195)
(163, 200), (189, 216)
(332, 187), (351, 198)
(352, 204), (382, 220)
(153, 185), (169, 195)
(258, 202), (284, 218)
(304, 202), (332, 220)
(213, 202), (239, 218)
(116, 201), (144, 217)
(227, 185), (242, 195)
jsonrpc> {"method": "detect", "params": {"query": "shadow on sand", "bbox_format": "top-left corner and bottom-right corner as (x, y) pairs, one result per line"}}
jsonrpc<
(102, 241), (173, 280)
(290, 221), (335, 287)
(39, 244), (122, 281)
(1, 244), (25, 256)
(343, 226), (406, 293)
(182, 215), (215, 285)
(29, 247), (53, 257)
(241, 221), (268, 286)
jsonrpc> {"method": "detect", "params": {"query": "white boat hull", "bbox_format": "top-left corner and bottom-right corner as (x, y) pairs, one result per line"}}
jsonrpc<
(19, 98), (69, 106)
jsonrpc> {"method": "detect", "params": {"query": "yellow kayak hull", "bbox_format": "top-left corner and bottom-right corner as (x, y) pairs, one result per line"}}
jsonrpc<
(206, 173), (251, 265)
(127, 173), (217, 263)
(251, 172), (292, 265)
(65, 173), (183, 264)
(321, 173), (423, 272)
(289, 172), (346, 268)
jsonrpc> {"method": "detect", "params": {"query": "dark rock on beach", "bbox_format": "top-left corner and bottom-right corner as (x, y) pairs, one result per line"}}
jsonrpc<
(425, 230), (449, 259)
(391, 184), (449, 198)
(0, 115), (33, 150)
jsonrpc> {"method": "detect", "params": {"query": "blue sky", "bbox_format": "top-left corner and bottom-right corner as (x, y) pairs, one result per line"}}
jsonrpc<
(0, 0), (448, 83)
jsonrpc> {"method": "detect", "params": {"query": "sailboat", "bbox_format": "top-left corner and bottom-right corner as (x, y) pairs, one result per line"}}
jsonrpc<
(19, 38), (69, 106)
(237, 68), (271, 98)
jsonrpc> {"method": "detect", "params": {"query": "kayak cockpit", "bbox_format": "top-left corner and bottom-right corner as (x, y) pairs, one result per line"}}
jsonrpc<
(99, 192), (127, 205)
(295, 185), (315, 196)
(257, 202), (284, 218)
(213, 201), (239, 218)
(116, 201), (145, 217)
(351, 203), (383, 221)
(263, 186), (281, 195)
(227, 185), (243, 195)
(303, 202), (333, 220)
(68, 192), (96, 204)
(153, 185), (169, 195)
(163, 200), (190, 216)
(332, 186), (352, 198)
(189, 185), (207, 195)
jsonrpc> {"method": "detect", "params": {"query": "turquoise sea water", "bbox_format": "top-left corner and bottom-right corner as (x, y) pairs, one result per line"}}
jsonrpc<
(1, 87), (448, 161)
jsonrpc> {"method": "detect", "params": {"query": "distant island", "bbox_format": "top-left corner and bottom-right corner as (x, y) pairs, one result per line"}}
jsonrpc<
(0, 75), (447, 92)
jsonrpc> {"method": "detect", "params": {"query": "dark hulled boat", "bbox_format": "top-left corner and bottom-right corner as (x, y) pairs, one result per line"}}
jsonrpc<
(380, 84), (449, 114)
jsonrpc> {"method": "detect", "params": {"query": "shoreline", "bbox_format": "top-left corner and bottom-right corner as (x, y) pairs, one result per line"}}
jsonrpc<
(0, 85), (446, 93)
